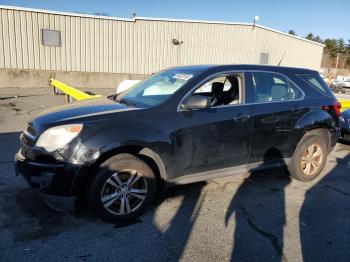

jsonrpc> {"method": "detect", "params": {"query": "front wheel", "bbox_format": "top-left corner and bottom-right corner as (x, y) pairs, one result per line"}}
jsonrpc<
(288, 131), (328, 182)
(88, 154), (156, 223)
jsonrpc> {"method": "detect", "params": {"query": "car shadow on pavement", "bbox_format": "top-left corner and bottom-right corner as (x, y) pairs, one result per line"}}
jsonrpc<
(225, 149), (290, 262)
(300, 144), (350, 261)
(0, 131), (82, 243)
(150, 182), (206, 261)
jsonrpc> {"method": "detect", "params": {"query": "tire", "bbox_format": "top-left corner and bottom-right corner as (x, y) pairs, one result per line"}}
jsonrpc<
(88, 153), (156, 223)
(288, 130), (328, 182)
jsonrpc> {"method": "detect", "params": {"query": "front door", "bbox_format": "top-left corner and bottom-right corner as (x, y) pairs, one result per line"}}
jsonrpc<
(172, 73), (254, 178)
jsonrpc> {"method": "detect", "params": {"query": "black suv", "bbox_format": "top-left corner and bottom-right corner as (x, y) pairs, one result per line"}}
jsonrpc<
(15, 65), (341, 222)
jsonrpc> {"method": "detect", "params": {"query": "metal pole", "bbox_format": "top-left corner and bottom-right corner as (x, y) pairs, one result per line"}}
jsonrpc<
(335, 53), (339, 69)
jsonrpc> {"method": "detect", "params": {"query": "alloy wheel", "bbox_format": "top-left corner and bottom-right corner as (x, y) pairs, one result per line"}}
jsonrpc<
(100, 169), (148, 215)
(300, 143), (323, 176)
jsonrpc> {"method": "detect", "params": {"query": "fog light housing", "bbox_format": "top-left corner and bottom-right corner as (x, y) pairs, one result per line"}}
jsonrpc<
(30, 172), (55, 189)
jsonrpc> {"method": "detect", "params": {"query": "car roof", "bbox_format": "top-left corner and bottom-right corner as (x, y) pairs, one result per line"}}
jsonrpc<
(168, 64), (318, 75)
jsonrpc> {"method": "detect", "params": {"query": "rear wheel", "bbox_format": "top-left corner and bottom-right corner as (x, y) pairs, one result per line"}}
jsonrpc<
(88, 154), (156, 223)
(288, 130), (328, 181)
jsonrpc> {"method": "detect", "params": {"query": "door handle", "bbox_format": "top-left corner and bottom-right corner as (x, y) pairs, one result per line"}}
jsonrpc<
(292, 105), (305, 112)
(234, 113), (250, 122)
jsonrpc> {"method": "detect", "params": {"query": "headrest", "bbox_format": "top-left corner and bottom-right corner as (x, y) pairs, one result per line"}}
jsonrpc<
(212, 82), (224, 95)
(271, 85), (289, 100)
(230, 77), (239, 88)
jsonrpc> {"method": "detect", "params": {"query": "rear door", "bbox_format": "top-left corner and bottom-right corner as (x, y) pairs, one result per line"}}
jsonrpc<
(246, 71), (306, 163)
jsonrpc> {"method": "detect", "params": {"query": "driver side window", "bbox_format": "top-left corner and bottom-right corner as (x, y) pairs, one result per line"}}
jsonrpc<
(192, 74), (242, 107)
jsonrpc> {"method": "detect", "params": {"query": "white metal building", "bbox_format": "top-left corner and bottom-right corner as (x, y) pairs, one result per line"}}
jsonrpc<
(0, 5), (325, 88)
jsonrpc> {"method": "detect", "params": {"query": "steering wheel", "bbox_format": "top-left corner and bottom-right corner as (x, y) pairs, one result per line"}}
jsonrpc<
(210, 96), (218, 106)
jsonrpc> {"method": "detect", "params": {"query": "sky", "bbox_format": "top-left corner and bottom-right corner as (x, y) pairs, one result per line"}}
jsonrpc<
(0, 0), (348, 40)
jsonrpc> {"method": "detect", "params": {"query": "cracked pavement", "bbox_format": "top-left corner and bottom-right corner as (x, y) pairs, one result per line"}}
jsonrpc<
(1, 88), (350, 261)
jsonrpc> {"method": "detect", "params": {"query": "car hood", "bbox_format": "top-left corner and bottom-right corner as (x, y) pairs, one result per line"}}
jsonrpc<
(31, 97), (139, 129)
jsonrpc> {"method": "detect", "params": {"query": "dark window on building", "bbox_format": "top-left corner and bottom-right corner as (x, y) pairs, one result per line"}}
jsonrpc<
(260, 53), (269, 64)
(42, 29), (61, 47)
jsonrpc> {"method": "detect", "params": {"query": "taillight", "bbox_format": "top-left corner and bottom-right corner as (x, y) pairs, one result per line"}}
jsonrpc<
(323, 101), (341, 118)
(333, 101), (341, 117)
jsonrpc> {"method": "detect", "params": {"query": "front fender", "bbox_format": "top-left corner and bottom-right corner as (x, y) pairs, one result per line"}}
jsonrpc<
(68, 121), (174, 195)
(69, 144), (169, 196)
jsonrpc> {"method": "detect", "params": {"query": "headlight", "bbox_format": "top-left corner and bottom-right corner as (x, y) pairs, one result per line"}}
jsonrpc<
(35, 124), (83, 152)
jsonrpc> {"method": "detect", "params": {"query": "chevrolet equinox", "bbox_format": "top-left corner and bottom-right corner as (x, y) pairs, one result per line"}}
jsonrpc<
(15, 65), (341, 222)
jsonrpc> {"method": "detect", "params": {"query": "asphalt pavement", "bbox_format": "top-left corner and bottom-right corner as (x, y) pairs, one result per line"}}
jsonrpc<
(0, 88), (350, 262)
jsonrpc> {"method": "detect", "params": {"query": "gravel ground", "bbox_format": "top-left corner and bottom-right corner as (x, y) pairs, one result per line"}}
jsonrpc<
(0, 88), (350, 262)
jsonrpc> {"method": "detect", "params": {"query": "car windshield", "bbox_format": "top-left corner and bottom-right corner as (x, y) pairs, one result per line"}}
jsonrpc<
(115, 69), (200, 108)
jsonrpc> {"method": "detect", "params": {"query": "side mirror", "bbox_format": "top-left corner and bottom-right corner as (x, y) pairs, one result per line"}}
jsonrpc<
(181, 95), (210, 110)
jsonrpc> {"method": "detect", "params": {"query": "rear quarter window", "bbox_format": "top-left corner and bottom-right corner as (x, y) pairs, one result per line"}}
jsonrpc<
(297, 74), (334, 97)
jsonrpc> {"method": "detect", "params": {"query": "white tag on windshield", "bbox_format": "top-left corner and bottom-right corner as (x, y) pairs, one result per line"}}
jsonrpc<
(172, 74), (193, 81)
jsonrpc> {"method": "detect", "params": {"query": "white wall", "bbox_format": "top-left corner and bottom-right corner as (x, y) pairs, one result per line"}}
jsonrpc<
(0, 6), (324, 74)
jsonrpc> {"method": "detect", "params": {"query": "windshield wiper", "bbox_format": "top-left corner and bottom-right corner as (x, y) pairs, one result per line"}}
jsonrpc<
(107, 94), (117, 101)
(118, 98), (137, 107)
(109, 94), (137, 107)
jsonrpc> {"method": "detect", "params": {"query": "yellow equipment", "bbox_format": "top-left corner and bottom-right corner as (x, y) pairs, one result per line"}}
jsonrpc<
(50, 78), (101, 103)
(339, 99), (350, 112)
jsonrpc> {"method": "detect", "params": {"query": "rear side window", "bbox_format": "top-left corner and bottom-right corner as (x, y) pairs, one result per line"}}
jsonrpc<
(297, 74), (334, 97)
(251, 72), (303, 102)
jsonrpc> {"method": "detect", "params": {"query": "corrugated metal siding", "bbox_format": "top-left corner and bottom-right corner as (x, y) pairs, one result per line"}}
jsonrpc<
(0, 7), (324, 74)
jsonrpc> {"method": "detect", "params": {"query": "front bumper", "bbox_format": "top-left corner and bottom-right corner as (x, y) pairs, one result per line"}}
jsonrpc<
(15, 151), (79, 212)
